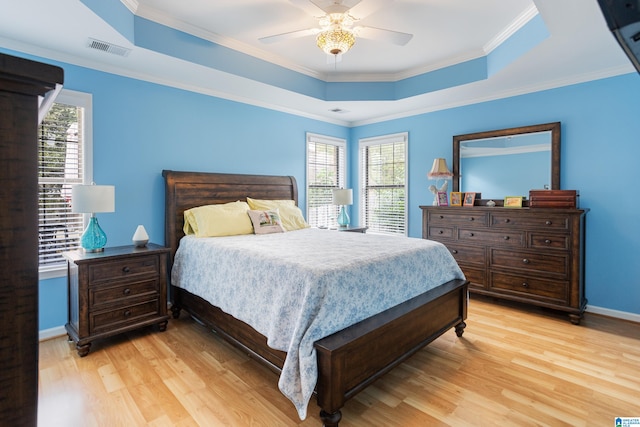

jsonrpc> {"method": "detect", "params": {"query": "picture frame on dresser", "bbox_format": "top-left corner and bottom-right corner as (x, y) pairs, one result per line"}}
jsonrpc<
(504, 196), (524, 208)
(463, 192), (476, 206)
(450, 192), (463, 206)
(437, 191), (449, 206)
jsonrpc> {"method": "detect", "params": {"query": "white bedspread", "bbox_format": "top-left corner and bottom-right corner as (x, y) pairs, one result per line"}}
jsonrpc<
(171, 228), (465, 419)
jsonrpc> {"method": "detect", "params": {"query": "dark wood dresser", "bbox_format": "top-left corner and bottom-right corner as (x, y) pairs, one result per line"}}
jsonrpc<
(420, 205), (588, 324)
(64, 244), (170, 356)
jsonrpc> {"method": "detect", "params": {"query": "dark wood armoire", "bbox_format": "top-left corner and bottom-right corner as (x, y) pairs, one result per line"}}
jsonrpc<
(0, 53), (63, 425)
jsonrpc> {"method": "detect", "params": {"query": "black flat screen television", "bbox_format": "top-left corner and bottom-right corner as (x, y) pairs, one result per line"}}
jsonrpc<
(598, 0), (640, 73)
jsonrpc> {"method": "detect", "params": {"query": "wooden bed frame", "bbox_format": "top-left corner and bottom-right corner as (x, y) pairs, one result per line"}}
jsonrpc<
(163, 170), (468, 426)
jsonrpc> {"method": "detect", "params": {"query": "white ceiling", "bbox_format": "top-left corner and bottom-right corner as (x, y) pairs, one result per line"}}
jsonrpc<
(0, 0), (634, 126)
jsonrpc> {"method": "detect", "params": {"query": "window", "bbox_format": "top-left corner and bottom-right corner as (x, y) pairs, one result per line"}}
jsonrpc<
(306, 133), (346, 228)
(359, 133), (408, 235)
(38, 90), (92, 279)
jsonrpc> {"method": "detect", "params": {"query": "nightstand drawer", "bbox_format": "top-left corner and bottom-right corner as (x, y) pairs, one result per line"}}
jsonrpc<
(90, 279), (159, 309)
(89, 255), (159, 283)
(90, 300), (160, 334)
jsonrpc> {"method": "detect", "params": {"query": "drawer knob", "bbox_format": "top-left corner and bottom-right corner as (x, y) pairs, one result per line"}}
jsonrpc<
(469, 217), (474, 221)
(522, 282), (529, 288)
(124, 310), (131, 317)
(451, 249), (458, 254)
(123, 288), (131, 296)
(503, 236), (509, 240)
(469, 232), (475, 237)
(504, 218), (510, 223)
(545, 220), (552, 225)
(545, 239), (552, 244)
(439, 215), (444, 219)
(522, 258), (530, 264)
(122, 266), (131, 273)
(438, 230), (444, 234)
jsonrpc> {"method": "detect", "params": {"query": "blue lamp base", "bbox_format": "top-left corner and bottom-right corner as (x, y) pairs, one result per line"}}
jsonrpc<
(81, 215), (107, 252)
(337, 205), (350, 227)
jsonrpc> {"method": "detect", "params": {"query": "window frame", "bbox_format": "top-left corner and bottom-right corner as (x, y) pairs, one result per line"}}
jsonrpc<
(38, 89), (93, 280)
(305, 133), (347, 228)
(358, 132), (408, 236)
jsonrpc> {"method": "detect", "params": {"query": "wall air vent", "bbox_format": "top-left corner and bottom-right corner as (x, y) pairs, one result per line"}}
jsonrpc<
(87, 38), (131, 57)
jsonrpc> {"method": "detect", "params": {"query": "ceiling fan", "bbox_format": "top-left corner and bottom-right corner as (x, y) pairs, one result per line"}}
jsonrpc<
(259, 0), (413, 56)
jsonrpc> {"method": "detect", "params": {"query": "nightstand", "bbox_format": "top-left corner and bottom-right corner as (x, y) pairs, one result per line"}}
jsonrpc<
(64, 243), (170, 357)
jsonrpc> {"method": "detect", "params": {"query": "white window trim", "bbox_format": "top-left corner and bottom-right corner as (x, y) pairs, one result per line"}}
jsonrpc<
(358, 132), (409, 236)
(305, 132), (347, 228)
(39, 89), (93, 281)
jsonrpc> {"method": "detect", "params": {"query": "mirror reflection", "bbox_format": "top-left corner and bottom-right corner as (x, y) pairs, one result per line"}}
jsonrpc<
(460, 132), (551, 199)
(453, 122), (561, 201)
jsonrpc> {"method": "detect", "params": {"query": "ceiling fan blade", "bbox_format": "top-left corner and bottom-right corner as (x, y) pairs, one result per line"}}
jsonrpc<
(349, 0), (395, 20)
(259, 28), (320, 44)
(353, 26), (413, 46)
(309, 0), (362, 15)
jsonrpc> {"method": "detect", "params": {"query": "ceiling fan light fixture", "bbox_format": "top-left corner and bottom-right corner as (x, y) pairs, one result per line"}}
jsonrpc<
(316, 28), (356, 55)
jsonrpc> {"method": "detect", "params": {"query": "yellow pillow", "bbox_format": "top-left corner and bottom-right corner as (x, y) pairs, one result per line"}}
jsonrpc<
(246, 197), (309, 231)
(183, 201), (253, 237)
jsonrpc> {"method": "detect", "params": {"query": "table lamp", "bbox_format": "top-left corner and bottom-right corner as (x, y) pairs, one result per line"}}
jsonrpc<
(72, 183), (115, 252)
(427, 158), (453, 205)
(332, 188), (353, 227)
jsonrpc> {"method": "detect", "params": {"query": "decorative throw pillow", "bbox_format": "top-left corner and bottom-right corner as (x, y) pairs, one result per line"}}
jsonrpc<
(246, 197), (310, 231)
(183, 201), (253, 237)
(247, 209), (285, 234)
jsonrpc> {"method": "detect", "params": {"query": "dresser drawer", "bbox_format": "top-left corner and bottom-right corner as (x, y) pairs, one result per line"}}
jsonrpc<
(90, 300), (160, 334)
(490, 249), (569, 278)
(459, 229), (524, 247)
(90, 278), (159, 309)
(490, 213), (569, 231)
(428, 226), (454, 240)
(460, 266), (485, 289)
(428, 210), (488, 226)
(88, 255), (159, 283)
(446, 244), (485, 265)
(529, 233), (570, 251)
(489, 271), (568, 303)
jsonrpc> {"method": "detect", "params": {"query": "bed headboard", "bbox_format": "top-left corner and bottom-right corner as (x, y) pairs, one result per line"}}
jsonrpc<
(162, 170), (298, 267)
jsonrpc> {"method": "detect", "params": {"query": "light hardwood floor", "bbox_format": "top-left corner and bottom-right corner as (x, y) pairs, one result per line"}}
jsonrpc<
(38, 297), (640, 427)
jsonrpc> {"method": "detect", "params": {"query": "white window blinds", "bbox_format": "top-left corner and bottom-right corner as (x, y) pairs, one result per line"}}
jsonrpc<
(38, 91), (91, 275)
(306, 133), (346, 228)
(359, 133), (408, 236)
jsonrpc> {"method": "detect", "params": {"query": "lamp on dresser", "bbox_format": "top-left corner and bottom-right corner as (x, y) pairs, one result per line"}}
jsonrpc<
(332, 188), (353, 227)
(427, 158), (453, 205)
(72, 183), (115, 252)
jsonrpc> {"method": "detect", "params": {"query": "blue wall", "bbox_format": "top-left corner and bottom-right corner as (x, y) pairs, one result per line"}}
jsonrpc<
(4, 48), (638, 330)
(350, 73), (640, 316)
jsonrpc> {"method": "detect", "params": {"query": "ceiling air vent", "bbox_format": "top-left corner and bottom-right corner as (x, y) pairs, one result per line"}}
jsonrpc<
(329, 108), (349, 114)
(87, 38), (131, 57)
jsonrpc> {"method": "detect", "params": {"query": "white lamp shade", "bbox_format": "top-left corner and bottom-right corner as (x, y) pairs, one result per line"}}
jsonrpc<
(332, 188), (353, 205)
(72, 184), (115, 213)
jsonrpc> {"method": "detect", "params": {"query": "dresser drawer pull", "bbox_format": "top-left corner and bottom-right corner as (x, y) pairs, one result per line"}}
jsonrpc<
(504, 218), (510, 223)
(522, 282), (529, 288)
(522, 258), (530, 264)
(503, 236), (510, 240)
(439, 215), (444, 219)
(469, 232), (475, 237)
(469, 217), (474, 221)
(123, 288), (131, 296)
(438, 230), (444, 234)
(124, 310), (131, 317)
(545, 220), (552, 225)
(451, 249), (458, 254)
(544, 239), (552, 244)
(122, 266), (131, 273)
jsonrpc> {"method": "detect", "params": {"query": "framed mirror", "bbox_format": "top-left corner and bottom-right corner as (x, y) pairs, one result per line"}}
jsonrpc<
(453, 122), (561, 201)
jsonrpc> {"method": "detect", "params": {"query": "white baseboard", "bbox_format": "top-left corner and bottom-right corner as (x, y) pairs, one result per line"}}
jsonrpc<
(39, 326), (66, 342)
(586, 305), (640, 323)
